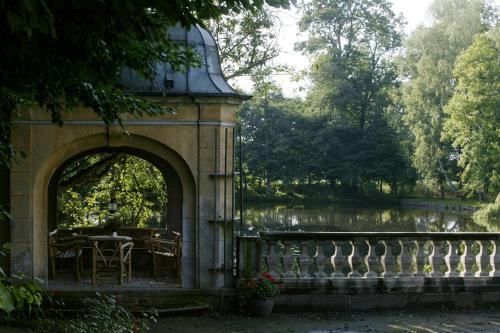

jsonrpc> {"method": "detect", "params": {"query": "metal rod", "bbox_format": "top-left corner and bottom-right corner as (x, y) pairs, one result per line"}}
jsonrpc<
(232, 127), (236, 282)
(213, 127), (218, 274)
(196, 101), (201, 288)
(239, 125), (244, 236)
(223, 127), (228, 287)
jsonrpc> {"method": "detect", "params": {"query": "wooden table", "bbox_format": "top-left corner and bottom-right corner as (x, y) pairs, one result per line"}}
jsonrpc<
(89, 235), (133, 287)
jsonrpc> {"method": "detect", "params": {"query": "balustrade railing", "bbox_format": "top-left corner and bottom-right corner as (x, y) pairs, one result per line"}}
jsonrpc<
(238, 232), (500, 289)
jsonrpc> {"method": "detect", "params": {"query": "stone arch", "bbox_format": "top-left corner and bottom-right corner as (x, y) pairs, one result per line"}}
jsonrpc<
(32, 133), (197, 288)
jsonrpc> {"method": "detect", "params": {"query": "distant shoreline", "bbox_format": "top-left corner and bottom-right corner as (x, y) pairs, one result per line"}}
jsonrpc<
(242, 196), (483, 213)
(398, 199), (478, 213)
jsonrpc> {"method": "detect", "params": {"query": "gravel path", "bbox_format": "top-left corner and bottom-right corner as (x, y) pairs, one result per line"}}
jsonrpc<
(150, 308), (500, 333)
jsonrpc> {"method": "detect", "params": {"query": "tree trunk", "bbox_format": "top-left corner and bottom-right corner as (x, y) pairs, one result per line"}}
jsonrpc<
(265, 172), (271, 198)
(438, 159), (460, 197)
(58, 154), (122, 190)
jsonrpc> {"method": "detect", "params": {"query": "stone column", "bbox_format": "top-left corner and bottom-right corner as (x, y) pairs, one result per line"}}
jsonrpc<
(10, 122), (35, 278)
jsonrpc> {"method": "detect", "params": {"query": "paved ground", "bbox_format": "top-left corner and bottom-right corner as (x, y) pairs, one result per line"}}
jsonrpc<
(150, 308), (500, 333)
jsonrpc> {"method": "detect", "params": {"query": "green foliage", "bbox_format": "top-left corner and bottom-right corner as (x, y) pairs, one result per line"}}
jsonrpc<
(401, 0), (496, 196)
(0, 244), (45, 318)
(474, 193), (500, 225)
(238, 72), (413, 199)
(443, 31), (500, 194)
(207, 7), (283, 79)
(58, 154), (167, 228)
(238, 75), (341, 198)
(235, 0), (497, 201)
(63, 294), (157, 333)
(239, 0), (411, 196)
(298, 0), (403, 129)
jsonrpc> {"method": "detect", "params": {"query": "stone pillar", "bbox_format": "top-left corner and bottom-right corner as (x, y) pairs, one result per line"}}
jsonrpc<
(10, 122), (35, 278)
(197, 101), (238, 289)
(0, 163), (10, 274)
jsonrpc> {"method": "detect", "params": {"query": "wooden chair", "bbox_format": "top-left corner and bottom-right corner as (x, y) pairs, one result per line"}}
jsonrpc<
(147, 231), (181, 282)
(48, 230), (87, 281)
(91, 239), (134, 286)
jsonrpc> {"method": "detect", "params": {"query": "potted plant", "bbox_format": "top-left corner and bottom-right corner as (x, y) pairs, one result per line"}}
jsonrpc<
(239, 272), (280, 317)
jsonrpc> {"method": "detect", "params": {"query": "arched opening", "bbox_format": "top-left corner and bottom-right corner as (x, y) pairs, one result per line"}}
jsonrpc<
(56, 153), (168, 229)
(46, 147), (185, 287)
(30, 133), (197, 289)
(48, 148), (183, 233)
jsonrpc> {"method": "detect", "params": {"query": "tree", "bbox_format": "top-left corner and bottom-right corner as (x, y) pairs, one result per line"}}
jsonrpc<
(238, 76), (304, 197)
(207, 8), (283, 80)
(295, 0), (408, 193)
(401, 0), (496, 197)
(58, 154), (167, 228)
(443, 32), (500, 195)
(297, 0), (404, 129)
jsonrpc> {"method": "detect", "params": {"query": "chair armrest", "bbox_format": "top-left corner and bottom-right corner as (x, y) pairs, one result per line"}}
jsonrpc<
(120, 242), (134, 251)
(151, 239), (175, 246)
(53, 239), (87, 248)
(120, 242), (134, 262)
(148, 239), (177, 255)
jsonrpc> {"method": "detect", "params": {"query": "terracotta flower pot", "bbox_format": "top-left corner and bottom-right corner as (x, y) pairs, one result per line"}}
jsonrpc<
(247, 297), (274, 317)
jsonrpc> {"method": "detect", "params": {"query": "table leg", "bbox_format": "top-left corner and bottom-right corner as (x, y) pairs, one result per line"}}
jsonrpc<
(92, 244), (96, 287)
(76, 245), (81, 281)
(119, 241), (124, 285)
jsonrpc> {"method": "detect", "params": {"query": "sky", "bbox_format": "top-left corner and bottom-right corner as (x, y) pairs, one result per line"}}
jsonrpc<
(229, 0), (438, 97)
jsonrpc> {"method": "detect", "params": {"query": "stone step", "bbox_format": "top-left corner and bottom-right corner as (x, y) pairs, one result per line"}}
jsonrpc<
(50, 288), (211, 312)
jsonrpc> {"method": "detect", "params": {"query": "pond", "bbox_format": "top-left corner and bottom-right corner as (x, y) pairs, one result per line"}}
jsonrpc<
(241, 203), (487, 235)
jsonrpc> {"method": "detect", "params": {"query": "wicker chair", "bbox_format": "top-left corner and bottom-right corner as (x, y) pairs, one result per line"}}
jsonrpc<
(91, 239), (134, 287)
(48, 230), (87, 281)
(147, 231), (181, 282)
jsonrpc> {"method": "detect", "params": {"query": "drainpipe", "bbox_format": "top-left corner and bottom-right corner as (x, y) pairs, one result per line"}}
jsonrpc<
(194, 96), (201, 290)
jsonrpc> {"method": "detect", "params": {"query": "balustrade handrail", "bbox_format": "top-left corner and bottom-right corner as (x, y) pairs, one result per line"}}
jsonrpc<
(258, 231), (500, 241)
(238, 231), (500, 286)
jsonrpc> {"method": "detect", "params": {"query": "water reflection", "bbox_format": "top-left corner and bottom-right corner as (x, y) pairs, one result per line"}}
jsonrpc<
(242, 204), (485, 235)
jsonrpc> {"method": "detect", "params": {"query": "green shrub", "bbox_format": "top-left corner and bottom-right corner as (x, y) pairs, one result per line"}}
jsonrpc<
(474, 193), (500, 226)
(64, 293), (157, 333)
(0, 244), (45, 319)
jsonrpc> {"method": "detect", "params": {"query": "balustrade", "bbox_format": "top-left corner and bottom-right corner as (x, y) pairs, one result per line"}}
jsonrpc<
(239, 232), (500, 285)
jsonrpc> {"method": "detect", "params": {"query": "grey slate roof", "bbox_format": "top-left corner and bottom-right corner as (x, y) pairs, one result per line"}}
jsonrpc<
(119, 24), (243, 98)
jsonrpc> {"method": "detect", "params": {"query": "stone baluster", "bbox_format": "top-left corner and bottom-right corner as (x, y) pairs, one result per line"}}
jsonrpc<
(266, 240), (282, 278)
(444, 240), (460, 277)
(364, 239), (379, 278)
(414, 240), (427, 277)
(282, 240), (296, 279)
(332, 241), (346, 278)
(315, 241), (328, 279)
(348, 239), (363, 278)
(461, 240), (475, 277)
(429, 240), (444, 277)
(299, 240), (312, 279)
(381, 240), (395, 277)
(476, 240), (490, 277)
(397, 239), (413, 277)
(490, 240), (500, 277)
